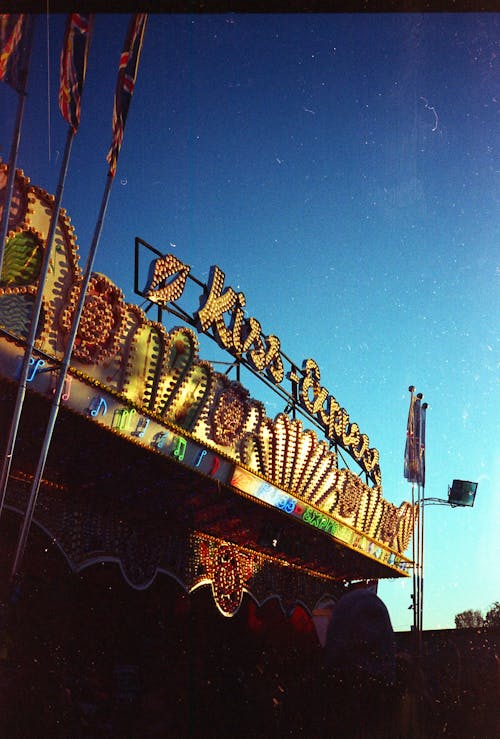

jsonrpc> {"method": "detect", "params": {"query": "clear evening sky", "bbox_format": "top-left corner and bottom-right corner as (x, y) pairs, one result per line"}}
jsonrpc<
(1, 13), (498, 630)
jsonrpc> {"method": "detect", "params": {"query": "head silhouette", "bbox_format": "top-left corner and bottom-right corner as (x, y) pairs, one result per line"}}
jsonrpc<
(325, 589), (396, 684)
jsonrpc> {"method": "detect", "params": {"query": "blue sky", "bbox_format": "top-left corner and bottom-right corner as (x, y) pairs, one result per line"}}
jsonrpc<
(1, 13), (498, 630)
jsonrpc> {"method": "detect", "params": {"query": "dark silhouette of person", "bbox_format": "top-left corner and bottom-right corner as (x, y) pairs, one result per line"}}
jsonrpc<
(323, 588), (399, 738)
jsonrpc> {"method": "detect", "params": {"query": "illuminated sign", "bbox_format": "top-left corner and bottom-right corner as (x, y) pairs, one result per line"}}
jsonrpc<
(0, 165), (417, 565)
(230, 466), (405, 569)
(141, 249), (381, 486)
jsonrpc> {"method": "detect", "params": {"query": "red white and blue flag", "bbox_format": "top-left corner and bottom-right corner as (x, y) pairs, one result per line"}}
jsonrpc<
(107, 14), (147, 177)
(59, 14), (94, 132)
(0, 14), (34, 93)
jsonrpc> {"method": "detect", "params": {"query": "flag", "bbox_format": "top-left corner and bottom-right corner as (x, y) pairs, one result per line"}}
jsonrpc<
(106, 14), (147, 178)
(404, 388), (416, 482)
(0, 14), (34, 93)
(59, 14), (94, 132)
(404, 387), (424, 485)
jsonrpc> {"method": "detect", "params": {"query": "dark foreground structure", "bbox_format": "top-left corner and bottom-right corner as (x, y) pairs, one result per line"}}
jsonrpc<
(0, 516), (498, 738)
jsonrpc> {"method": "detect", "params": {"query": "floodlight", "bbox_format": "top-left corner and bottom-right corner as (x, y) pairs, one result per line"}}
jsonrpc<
(448, 479), (478, 507)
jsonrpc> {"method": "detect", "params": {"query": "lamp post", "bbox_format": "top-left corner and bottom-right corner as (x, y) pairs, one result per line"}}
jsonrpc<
(413, 480), (478, 652)
(404, 387), (478, 652)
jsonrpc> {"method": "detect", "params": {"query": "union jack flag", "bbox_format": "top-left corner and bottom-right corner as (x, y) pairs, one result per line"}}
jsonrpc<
(59, 14), (93, 132)
(107, 14), (147, 178)
(0, 14), (34, 93)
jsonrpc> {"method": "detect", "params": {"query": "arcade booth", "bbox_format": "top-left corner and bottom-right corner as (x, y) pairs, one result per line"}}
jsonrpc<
(0, 164), (416, 735)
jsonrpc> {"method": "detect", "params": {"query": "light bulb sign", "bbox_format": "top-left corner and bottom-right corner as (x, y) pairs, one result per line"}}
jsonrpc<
(0, 167), (417, 576)
(138, 243), (381, 487)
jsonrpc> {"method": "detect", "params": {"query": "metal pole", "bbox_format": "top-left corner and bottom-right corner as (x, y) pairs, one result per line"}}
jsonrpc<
(0, 128), (75, 523)
(411, 483), (417, 637)
(419, 402), (428, 639)
(417, 483), (423, 652)
(420, 486), (425, 635)
(10, 172), (114, 580)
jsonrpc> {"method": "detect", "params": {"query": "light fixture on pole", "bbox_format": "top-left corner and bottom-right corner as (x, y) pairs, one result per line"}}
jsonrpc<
(414, 480), (478, 652)
(448, 479), (478, 508)
(423, 480), (478, 507)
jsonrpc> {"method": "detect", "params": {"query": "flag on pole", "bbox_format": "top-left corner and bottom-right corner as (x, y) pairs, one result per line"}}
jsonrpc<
(59, 13), (94, 132)
(404, 387), (421, 485)
(0, 14), (34, 93)
(106, 14), (147, 178)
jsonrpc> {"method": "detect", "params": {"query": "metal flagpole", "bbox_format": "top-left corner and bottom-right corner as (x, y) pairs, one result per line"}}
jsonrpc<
(404, 387), (428, 653)
(0, 127), (75, 523)
(10, 11), (147, 582)
(417, 480), (422, 650)
(415, 485), (421, 645)
(406, 386), (419, 645)
(411, 482), (417, 634)
(10, 172), (114, 580)
(420, 482), (425, 633)
(0, 17), (35, 277)
(418, 401), (428, 640)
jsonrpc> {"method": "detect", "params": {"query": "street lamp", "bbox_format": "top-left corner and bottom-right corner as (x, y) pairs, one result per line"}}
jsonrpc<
(447, 479), (478, 508)
(422, 479), (478, 507)
(404, 388), (479, 650)
(413, 480), (478, 650)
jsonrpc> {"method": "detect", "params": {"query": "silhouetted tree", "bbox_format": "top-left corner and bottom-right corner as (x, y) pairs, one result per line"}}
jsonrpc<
(485, 602), (500, 628)
(454, 609), (484, 629)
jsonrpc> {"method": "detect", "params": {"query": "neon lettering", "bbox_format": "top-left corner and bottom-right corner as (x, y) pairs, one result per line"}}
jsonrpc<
(303, 507), (314, 524)
(275, 495), (297, 515)
(195, 449), (208, 467)
(209, 456), (220, 476)
(133, 417), (150, 437)
(61, 375), (72, 401)
(53, 374), (72, 401)
(26, 357), (45, 382)
(112, 408), (135, 430)
(152, 432), (169, 449)
(90, 396), (108, 417)
(276, 495), (287, 511)
(173, 436), (187, 461)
